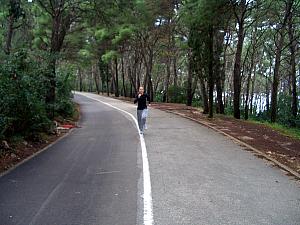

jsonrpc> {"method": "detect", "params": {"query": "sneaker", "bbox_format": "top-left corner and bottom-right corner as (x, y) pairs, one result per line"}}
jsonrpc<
(144, 124), (148, 130)
(140, 130), (144, 135)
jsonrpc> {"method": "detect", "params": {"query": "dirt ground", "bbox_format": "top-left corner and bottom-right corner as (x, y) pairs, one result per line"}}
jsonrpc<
(151, 102), (300, 176)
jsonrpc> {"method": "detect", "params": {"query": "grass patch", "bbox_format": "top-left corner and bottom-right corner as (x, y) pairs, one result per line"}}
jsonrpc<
(249, 120), (300, 140)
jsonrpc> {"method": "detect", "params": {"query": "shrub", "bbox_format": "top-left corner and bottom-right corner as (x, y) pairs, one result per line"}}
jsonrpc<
(0, 50), (75, 141)
(55, 71), (75, 118)
(0, 50), (51, 139)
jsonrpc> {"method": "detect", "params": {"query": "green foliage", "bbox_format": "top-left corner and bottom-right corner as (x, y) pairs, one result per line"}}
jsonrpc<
(55, 71), (76, 118)
(0, 49), (76, 141)
(277, 94), (300, 127)
(112, 26), (134, 45)
(0, 50), (51, 139)
(95, 28), (110, 41)
(167, 85), (186, 103)
(253, 93), (300, 128)
(102, 50), (119, 63)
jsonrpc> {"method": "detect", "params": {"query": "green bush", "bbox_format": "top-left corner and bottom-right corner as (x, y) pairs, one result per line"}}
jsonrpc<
(167, 85), (186, 103)
(55, 71), (75, 118)
(0, 50), (76, 140)
(0, 50), (51, 138)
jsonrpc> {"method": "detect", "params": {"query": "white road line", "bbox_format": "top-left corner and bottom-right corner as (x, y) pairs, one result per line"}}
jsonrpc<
(77, 93), (153, 225)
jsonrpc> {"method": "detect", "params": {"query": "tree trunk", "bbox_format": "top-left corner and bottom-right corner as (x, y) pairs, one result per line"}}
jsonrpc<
(215, 30), (225, 114)
(200, 78), (209, 114)
(270, 0), (292, 122)
(244, 54), (257, 119)
(187, 52), (193, 106)
(173, 57), (178, 103)
(244, 64), (254, 120)
(233, 22), (245, 119)
(5, 14), (14, 55)
(249, 67), (256, 114)
(266, 77), (270, 112)
(216, 78), (224, 114)
(78, 68), (83, 92)
(128, 67), (137, 95)
(93, 65), (100, 94)
(148, 74), (154, 102)
(46, 58), (56, 115)
(265, 61), (272, 112)
(106, 64), (110, 96)
(208, 26), (214, 118)
(271, 37), (284, 122)
(121, 56), (127, 97)
(163, 59), (171, 102)
(114, 58), (119, 97)
(143, 49), (154, 102)
(288, 8), (298, 117)
(233, 0), (246, 119)
(45, 4), (72, 118)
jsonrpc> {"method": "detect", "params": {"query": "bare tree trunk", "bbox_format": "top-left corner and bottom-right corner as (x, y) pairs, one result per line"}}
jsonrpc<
(233, 24), (244, 119)
(214, 31), (224, 114)
(271, 1), (292, 122)
(154, 76), (161, 94)
(233, 0), (246, 119)
(163, 59), (171, 102)
(128, 67), (137, 96)
(216, 79), (224, 114)
(244, 55), (256, 119)
(208, 26), (214, 118)
(163, 17), (172, 103)
(249, 68), (256, 114)
(271, 39), (284, 122)
(244, 63), (254, 120)
(288, 7), (298, 117)
(173, 57), (178, 102)
(106, 64), (110, 96)
(266, 77), (270, 112)
(143, 49), (154, 101)
(121, 56), (127, 97)
(265, 60), (272, 112)
(93, 65), (100, 94)
(200, 78), (209, 114)
(5, 14), (14, 55)
(187, 52), (193, 106)
(114, 58), (119, 97)
(135, 53), (142, 91)
(78, 68), (83, 92)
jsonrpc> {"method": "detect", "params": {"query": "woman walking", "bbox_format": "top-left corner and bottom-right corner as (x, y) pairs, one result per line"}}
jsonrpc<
(134, 86), (151, 134)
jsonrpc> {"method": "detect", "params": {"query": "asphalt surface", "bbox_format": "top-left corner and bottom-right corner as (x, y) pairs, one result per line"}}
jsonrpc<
(0, 94), (141, 225)
(0, 92), (300, 225)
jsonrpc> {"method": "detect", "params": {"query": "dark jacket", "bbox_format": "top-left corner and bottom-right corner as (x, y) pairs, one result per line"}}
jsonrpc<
(134, 93), (151, 110)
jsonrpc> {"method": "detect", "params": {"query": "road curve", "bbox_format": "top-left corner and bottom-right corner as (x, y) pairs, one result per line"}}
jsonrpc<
(0, 94), (142, 225)
(0, 92), (299, 225)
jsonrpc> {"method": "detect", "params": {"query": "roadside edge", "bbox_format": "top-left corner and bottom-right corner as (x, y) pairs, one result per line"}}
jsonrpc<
(0, 130), (75, 178)
(164, 110), (300, 180)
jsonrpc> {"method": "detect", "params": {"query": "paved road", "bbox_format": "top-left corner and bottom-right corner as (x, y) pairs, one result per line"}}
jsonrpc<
(0, 92), (299, 225)
(0, 94), (142, 225)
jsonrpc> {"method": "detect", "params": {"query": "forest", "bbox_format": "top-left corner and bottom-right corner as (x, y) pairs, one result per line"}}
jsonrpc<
(0, 0), (299, 140)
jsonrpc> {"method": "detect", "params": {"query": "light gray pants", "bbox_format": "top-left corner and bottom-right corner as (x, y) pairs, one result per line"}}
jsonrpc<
(137, 110), (146, 132)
